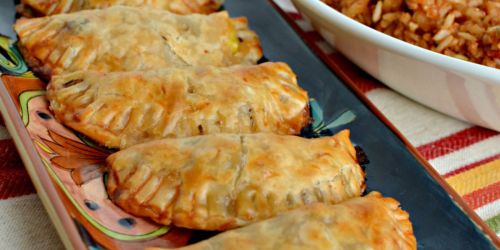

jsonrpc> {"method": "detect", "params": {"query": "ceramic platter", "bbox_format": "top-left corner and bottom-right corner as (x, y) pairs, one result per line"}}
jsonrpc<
(0, 0), (498, 249)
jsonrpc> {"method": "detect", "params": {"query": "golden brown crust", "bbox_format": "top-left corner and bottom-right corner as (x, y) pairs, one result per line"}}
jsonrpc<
(106, 130), (365, 231)
(148, 192), (416, 250)
(19, 0), (223, 16)
(17, 43), (52, 80)
(15, 7), (262, 80)
(47, 63), (310, 149)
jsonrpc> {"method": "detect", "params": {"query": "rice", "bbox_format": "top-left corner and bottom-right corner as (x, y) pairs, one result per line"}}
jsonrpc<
(323, 0), (500, 68)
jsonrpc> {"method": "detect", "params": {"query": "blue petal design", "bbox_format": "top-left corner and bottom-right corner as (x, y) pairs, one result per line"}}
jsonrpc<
(84, 199), (100, 211)
(118, 218), (136, 229)
(307, 99), (356, 136)
(309, 98), (324, 132)
(324, 110), (356, 130)
(36, 111), (52, 121)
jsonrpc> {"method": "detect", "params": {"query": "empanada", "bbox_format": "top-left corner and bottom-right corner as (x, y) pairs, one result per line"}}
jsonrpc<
(15, 7), (262, 80)
(106, 130), (366, 231)
(47, 63), (310, 148)
(150, 192), (417, 250)
(19, 0), (222, 16)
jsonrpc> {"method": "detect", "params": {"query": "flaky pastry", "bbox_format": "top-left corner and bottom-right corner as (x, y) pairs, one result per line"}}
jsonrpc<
(19, 0), (223, 16)
(149, 192), (416, 250)
(47, 63), (309, 148)
(15, 7), (262, 80)
(107, 130), (366, 230)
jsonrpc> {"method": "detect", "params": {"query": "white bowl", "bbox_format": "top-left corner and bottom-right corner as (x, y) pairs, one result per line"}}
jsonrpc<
(292, 0), (500, 132)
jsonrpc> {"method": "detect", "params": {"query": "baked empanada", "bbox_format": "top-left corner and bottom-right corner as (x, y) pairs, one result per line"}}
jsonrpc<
(19, 0), (222, 16)
(106, 130), (366, 231)
(150, 192), (417, 250)
(47, 63), (310, 148)
(15, 7), (261, 80)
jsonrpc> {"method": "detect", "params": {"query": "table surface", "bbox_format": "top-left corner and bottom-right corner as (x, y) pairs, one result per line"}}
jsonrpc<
(0, 0), (498, 249)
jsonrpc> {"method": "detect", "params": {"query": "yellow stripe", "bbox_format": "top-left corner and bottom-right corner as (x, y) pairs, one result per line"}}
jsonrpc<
(445, 159), (500, 196)
(34, 139), (53, 154)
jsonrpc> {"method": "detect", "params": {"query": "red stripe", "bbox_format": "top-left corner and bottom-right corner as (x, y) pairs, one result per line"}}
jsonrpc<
(304, 31), (324, 42)
(348, 72), (382, 93)
(288, 12), (302, 20)
(444, 154), (500, 178)
(463, 181), (500, 209)
(416, 127), (498, 160)
(0, 139), (35, 199)
(356, 81), (382, 93)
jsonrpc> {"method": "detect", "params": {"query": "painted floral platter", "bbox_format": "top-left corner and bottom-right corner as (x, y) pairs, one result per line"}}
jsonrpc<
(0, 0), (498, 249)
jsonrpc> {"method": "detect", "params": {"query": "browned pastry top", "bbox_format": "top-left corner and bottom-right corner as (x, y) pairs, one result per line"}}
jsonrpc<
(15, 7), (262, 80)
(47, 63), (310, 148)
(107, 131), (365, 231)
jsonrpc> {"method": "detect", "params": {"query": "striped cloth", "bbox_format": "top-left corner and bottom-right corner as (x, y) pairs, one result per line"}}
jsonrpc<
(0, 1), (498, 248)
